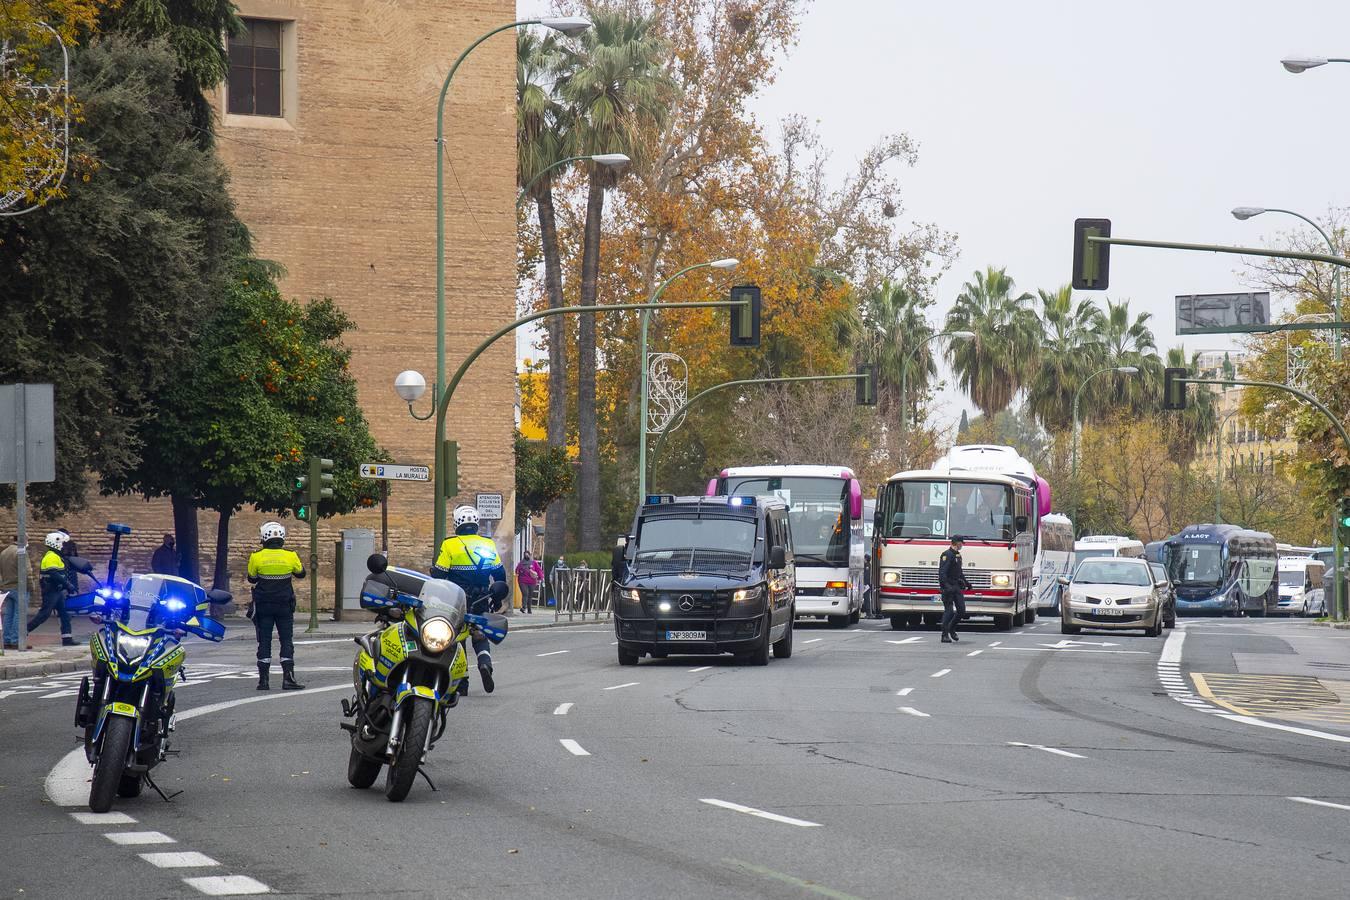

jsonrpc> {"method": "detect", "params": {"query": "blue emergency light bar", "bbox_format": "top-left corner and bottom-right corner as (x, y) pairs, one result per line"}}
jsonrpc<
(644, 494), (676, 505)
(728, 496), (756, 507)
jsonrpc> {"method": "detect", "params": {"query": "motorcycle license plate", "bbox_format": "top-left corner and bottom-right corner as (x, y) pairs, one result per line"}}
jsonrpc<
(1096, 607), (1124, 616)
(666, 630), (706, 641)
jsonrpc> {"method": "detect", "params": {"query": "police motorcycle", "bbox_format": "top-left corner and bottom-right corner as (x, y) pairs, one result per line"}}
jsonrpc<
(341, 554), (508, 802)
(67, 536), (228, 812)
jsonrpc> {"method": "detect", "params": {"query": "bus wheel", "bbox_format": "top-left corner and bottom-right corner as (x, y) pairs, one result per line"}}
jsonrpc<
(1025, 606), (1037, 624)
(997, 614), (1015, 631)
(922, 613), (940, 629)
(1013, 609), (1026, 627)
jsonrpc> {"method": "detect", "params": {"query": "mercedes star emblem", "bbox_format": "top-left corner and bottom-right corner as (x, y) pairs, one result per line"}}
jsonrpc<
(678, 594), (696, 611)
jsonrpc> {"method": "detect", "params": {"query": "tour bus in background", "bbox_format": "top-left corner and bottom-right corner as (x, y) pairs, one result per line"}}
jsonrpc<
(873, 445), (1050, 632)
(710, 466), (865, 627)
(1072, 535), (1146, 570)
(1161, 524), (1278, 616)
(1033, 513), (1075, 614)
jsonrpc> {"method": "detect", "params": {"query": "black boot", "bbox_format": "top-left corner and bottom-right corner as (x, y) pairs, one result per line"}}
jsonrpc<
(479, 664), (495, 694)
(281, 662), (305, 691)
(256, 662), (270, 691)
(950, 630), (960, 642)
(940, 631), (953, 643)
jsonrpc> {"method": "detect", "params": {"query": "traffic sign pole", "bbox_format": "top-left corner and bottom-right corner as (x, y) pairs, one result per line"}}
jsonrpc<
(381, 481), (389, 553)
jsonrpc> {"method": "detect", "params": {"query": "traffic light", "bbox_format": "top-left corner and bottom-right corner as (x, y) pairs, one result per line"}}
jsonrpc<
(856, 363), (877, 406)
(1339, 497), (1350, 531)
(1072, 218), (1112, 291)
(441, 440), (459, 498)
(291, 473), (309, 521)
(729, 284), (761, 347)
(1162, 367), (1189, 411)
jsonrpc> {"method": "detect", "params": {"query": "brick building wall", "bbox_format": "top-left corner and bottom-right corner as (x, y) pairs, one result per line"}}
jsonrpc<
(2, 0), (518, 600)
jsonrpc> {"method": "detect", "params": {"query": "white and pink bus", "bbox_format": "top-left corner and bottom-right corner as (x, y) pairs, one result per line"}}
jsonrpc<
(710, 465), (866, 627)
(873, 445), (1050, 631)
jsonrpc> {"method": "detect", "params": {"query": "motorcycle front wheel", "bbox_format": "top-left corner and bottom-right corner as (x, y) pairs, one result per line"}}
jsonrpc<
(385, 697), (433, 802)
(347, 745), (381, 789)
(89, 716), (134, 813)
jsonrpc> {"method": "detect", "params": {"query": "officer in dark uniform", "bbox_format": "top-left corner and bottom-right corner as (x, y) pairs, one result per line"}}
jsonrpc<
(246, 521), (306, 691)
(938, 535), (972, 643)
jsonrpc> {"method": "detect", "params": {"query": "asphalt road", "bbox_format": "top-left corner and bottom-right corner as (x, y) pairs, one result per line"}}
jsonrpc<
(2, 616), (1349, 899)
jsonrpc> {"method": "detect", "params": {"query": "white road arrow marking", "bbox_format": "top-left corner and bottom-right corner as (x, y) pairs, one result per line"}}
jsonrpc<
(700, 798), (822, 828)
(1039, 639), (1118, 649)
(898, 706), (930, 717)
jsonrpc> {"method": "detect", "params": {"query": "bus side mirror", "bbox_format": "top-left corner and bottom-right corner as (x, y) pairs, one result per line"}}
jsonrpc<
(1015, 515), (1029, 533)
(768, 546), (787, 570)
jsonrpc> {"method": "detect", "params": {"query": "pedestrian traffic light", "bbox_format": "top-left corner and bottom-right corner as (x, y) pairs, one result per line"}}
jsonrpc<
(729, 284), (761, 347)
(291, 473), (308, 521)
(1072, 217), (1112, 291)
(1162, 367), (1189, 410)
(1339, 497), (1350, 530)
(856, 364), (877, 407)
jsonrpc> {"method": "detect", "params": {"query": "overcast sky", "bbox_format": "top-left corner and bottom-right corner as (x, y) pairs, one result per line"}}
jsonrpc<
(518, 1), (1350, 424)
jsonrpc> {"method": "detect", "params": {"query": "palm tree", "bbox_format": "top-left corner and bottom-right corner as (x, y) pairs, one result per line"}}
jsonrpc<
(1026, 285), (1105, 433)
(859, 280), (935, 421)
(517, 30), (571, 557)
(556, 10), (672, 550)
(1161, 346), (1217, 463)
(944, 266), (1040, 417)
(1096, 298), (1161, 415)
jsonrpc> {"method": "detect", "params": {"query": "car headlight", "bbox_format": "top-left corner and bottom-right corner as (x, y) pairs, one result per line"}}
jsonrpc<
(991, 573), (1012, 588)
(420, 617), (454, 654)
(116, 633), (152, 664)
(733, 585), (764, 603)
(1134, 596), (1153, 606)
(881, 571), (899, 585)
(621, 588), (641, 602)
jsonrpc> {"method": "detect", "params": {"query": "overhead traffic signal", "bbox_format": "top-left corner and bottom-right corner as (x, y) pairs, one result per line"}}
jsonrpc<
(1162, 367), (1189, 411)
(1072, 217), (1112, 291)
(729, 284), (761, 347)
(856, 364), (877, 407)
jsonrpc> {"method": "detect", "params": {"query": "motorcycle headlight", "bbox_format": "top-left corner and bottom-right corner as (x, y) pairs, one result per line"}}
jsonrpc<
(420, 617), (454, 654)
(733, 585), (764, 603)
(116, 633), (152, 664)
(991, 573), (1012, 588)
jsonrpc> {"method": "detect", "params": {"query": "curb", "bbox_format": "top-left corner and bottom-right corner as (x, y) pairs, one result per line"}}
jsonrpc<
(215, 614), (611, 641)
(1, 655), (85, 681)
(1309, 620), (1350, 630)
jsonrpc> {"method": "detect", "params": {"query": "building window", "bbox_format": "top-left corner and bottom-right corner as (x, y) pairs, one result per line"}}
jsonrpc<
(228, 19), (282, 117)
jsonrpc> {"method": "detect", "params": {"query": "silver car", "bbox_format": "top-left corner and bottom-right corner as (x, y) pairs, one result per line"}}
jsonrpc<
(1060, 557), (1166, 637)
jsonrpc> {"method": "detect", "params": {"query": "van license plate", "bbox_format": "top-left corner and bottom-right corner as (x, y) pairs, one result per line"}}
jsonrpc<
(1096, 607), (1123, 616)
(666, 630), (706, 641)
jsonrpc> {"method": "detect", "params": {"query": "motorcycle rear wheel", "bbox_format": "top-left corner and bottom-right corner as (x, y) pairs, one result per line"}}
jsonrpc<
(347, 745), (381, 789)
(89, 716), (134, 813)
(385, 697), (433, 802)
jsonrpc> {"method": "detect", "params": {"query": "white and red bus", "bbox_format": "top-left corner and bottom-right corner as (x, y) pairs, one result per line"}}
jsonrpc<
(873, 445), (1049, 631)
(710, 465), (865, 627)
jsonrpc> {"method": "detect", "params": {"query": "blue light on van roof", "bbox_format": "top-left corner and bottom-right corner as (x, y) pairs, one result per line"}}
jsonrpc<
(645, 494), (675, 505)
(729, 496), (756, 506)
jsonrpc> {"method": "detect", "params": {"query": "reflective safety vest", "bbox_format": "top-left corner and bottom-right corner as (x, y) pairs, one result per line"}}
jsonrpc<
(247, 547), (305, 605)
(434, 534), (506, 595)
(39, 550), (69, 597)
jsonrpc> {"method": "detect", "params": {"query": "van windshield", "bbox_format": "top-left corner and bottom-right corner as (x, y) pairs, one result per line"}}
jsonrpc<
(633, 515), (755, 575)
(1278, 570), (1306, 588)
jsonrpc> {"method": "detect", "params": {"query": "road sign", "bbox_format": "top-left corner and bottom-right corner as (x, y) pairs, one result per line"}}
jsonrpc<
(0, 383), (55, 483)
(475, 492), (504, 520)
(359, 463), (430, 482)
(1176, 292), (1270, 335)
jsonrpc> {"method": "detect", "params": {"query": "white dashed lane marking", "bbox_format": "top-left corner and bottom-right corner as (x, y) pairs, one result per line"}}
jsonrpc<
(896, 688), (913, 696)
(553, 703), (573, 715)
(699, 799), (822, 828)
(898, 707), (930, 718)
(966, 649), (983, 656)
(931, 668), (951, 678)
(105, 831), (175, 846)
(139, 851), (220, 869)
(886, 637), (924, 645)
(1289, 797), (1350, 812)
(536, 650), (569, 657)
(802, 638), (823, 644)
(603, 682), (639, 691)
(71, 811), (135, 825)
(560, 739), (591, 756)
(1008, 741), (1086, 759)
(689, 666), (712, 673)
(181, 875), (271, 895)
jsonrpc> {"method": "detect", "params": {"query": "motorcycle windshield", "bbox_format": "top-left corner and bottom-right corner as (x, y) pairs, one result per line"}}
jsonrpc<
(122, 574), (207, 630)
(416, 579), (467, 631)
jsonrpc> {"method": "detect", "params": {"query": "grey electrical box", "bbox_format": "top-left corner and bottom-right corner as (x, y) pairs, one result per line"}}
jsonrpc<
(340, 528), (376, 610)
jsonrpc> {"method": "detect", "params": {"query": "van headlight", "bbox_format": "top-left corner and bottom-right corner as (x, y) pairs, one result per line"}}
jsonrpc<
(621, 588), (641, 602)
(420, 617), (454, 653)
(881, 571), (899, 585)
(991, 573), (1012, 588)
(733, 586), (764, 603)
(116, 633), (152, 664)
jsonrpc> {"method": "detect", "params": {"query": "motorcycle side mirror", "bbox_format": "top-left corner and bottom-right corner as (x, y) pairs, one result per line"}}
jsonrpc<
(489, 581), (510, 602)
(68, 556), (94, 575)
(207, 589), (233, 606)
(367, 553), (388, 575)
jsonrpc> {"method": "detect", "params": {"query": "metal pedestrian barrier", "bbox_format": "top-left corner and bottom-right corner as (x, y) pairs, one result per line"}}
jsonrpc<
(550, 567), (612, 622)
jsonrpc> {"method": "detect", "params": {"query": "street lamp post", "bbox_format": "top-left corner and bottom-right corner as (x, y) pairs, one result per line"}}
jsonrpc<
(1212, 409), (1241, 524)
(636, 258), (739, 504)
(1280, 57), (1350, 73)
(1233, 205), (1345, 620)
(517, 153), (629, 208)
(1071, 366), (1140, 476)
(426, 15), (591, 545)
(898, 330), (973, 466)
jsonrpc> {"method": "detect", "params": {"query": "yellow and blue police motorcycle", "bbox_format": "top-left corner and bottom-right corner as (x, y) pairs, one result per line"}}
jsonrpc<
(70, 568), (228, 812)
(341, 554), (507, 802)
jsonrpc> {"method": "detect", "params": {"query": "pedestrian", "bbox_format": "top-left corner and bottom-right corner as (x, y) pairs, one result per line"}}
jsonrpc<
(245, 522), (306, 691)
(2, 535), (35, 649)
(28, 531), (77, 646)
(150, 533), (177, 576)
(515, 550), (543, 614)
(938, 535), (972, 644)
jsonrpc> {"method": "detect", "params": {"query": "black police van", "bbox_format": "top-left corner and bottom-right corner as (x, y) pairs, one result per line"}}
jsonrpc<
(611, 494), (796, 666)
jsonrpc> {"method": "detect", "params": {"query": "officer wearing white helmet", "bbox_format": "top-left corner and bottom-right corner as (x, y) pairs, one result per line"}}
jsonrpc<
(432, 506), (508, 693)
(28, 531), (77, 645)
(246, 521), (306, 691)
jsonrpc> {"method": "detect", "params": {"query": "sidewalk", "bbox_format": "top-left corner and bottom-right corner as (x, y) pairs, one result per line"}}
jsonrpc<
(1, 610), (610, 679)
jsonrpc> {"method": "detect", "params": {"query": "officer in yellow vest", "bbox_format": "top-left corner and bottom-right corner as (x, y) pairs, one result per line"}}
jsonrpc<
(432, 506), (507, 693)
(28, 531), (76, 645)
(246, 521), (306, 691)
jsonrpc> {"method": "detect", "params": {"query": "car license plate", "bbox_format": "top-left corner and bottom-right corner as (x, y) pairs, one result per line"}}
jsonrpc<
(1096, 607), (1124, 616)
(666, 630), (706, 641)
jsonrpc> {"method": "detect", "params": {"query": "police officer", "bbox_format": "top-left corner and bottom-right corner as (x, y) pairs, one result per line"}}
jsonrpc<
(938, 535), (972, 643)
(432, 506), (507, 694)
(246, 522), (306, 691)
(28, 531), (76, 645)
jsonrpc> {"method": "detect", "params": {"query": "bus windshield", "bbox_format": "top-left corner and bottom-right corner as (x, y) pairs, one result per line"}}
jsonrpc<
(722, 476), (849, 567)
(1169, 543), (1224, 586)
(882, 480), (1014, 542)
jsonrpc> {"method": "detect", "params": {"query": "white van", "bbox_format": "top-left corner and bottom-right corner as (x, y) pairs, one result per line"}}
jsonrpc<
(1072, 535), (1145, 573)
(1276, 556), (1326, 617)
